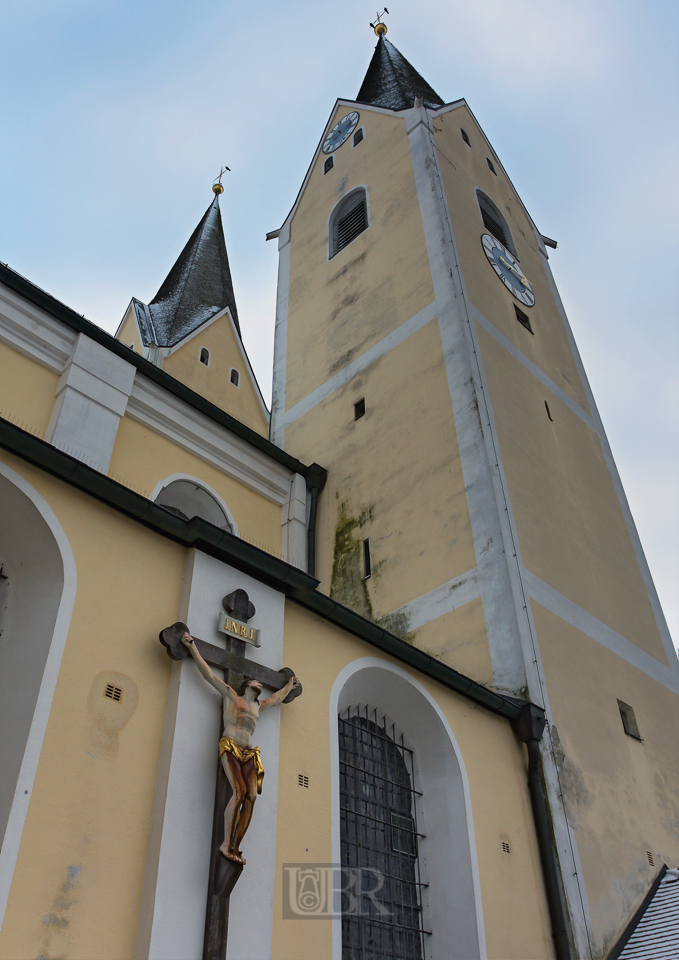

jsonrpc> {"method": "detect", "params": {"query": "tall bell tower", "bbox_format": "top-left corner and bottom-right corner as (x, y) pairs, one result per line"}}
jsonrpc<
(269, 27), (679, 959)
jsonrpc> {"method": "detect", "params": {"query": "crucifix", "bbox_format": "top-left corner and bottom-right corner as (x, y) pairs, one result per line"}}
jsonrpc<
(159, 588), (302, 960)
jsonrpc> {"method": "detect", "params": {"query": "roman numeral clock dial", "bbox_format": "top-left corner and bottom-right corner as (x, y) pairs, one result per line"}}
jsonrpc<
(481, 234), (535, 307)
(322, 111), (360, 154)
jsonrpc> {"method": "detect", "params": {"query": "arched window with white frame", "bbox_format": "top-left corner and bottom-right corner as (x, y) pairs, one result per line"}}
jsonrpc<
(153, 478), (234, 532)
(329, 188), (369, 259)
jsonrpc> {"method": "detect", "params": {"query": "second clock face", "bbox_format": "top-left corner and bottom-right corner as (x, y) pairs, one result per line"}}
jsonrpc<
(322, 112), (360, 154)
(481, 234), (535, 307)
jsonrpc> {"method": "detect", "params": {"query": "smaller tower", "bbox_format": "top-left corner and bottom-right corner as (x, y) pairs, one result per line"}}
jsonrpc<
(116, 188), (268, 434)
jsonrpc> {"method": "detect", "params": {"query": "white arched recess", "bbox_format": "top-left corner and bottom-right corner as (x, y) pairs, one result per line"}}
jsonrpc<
(149, 474), (238, 535)
(0, 461), (77, 929)
(330, 658), (487, 960)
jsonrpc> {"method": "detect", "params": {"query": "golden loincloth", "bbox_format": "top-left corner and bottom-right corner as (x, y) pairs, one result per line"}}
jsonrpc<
(219, 737), (264, 794)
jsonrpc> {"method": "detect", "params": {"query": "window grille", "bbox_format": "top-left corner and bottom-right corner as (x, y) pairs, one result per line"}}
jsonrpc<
(339, 706), (427, 959)
(481, 208), (508, 248)
(332, 192), (368, 257)
(105, 684), (122, 702)
(477, 191), (515, 254)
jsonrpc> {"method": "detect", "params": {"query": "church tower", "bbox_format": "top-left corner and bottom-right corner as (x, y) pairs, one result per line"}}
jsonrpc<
(116, 186), (269, 436)
(270, 29), (679, 958)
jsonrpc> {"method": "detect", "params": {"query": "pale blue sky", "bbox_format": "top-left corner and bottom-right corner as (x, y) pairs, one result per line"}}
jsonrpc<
(2, 0), (677, 642)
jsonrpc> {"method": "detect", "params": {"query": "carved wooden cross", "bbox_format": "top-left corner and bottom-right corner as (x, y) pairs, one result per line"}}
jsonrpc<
(159, 589), (302, 960)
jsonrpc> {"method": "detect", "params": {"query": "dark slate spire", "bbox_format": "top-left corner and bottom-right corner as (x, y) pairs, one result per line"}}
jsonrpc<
(148, 193), (240, 347)
(356, 36), (444, 111)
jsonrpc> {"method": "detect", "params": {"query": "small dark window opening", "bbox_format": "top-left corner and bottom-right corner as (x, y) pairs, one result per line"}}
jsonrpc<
(324, 155), (334, 174)
(544, 401), (554, 422)
(514, 305), (533, 333)
(461, 128), (471, 146)
(487, 157), (497, 175)
(353, 128), (363, 147)
(230, 368), (240, 386)
(354, 398), (365, 420)
(478, 193), (512, 251)
(363, 539), (371, 579)
(331, 190), (368, 257)
(618, 700), (642, 740)
(199, 347), (210, 366)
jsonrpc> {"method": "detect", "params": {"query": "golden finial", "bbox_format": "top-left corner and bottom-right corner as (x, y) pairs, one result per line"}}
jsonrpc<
(370, 8), (388, 36)
(212, 165), (230, 194)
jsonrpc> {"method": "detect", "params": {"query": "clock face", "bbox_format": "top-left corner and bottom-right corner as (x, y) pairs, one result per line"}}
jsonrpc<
(322, 112), (360, 154)
(481, 234), (535, 307)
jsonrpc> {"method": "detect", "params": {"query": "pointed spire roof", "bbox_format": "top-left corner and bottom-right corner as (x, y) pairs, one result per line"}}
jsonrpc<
(356, 36), (444, 112)
(147, 194), (240, 347)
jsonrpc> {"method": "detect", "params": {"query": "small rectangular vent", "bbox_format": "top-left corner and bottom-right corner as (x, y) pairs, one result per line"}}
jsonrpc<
(481, 209), (508, 248)
(353, 128), (363, 146)
(105, 684), (122, 702)
(324, 155), (334, 175)
(298, 774), (309, 788)
(502, 841), (511, 854)
(354, 398), (365, 420)
(647, 850), (655, 867)
(363, 539), (371, 580)
(514, 304), (533, 333)
(618, 700), (642, 739)
(336, 201), (367, 253)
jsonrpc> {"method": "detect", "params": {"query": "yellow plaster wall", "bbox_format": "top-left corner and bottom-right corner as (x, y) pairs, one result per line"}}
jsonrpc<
(116, 307), (143, 355)
(0, 340), (59, 438)
(0, 453), (184, 960)
(272, 602), (554, 960)
(533, 602), (679, 956)
(476, 322), (665, 662)
(411, 597), (494, 688)
(162, 313), (268, 436)
(284, 318), (476, 613)
(433, 106), (590, 413)
(285, 106), (435, 409)
(108, 415), (282, 555)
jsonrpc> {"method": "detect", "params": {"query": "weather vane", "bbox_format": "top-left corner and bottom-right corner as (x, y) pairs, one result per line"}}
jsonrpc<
(213, 165), (231, 196)
(370, 8), (389, 36)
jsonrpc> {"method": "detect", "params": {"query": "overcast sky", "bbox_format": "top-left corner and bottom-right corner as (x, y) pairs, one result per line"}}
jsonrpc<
(2, 0), (677, 644)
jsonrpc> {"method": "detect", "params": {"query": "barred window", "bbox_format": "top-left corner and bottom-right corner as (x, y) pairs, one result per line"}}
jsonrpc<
(339, 706), (427, 959)
(330, 189), (369, 258)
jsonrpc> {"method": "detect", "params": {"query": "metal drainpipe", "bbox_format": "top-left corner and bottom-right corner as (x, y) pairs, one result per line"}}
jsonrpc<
(304, 463), (327, 579)
(513, 703), (571, 960)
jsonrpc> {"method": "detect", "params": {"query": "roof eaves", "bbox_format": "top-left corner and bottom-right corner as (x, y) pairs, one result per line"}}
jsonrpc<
(0, 262), (307, 477)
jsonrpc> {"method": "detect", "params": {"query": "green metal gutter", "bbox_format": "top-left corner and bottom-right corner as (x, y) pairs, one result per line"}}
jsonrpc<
(0, 262), (313, 480)
(0, 416), (527, 724)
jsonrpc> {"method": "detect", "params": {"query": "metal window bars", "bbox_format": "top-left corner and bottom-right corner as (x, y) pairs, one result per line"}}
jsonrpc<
(339, 705), (428, 960)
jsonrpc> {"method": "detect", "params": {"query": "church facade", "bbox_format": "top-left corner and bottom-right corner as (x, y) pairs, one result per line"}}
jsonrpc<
(1, 32), (678, 960)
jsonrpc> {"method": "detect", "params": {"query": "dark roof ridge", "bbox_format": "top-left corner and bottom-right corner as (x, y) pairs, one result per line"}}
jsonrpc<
(0, 261), (315, 478)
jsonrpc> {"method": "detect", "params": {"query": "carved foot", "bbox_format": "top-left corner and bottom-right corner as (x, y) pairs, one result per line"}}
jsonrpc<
(220, 843), (246, 865)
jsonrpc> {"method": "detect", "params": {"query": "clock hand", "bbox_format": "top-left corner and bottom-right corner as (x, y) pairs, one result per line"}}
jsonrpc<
(499, 257), (531, 286)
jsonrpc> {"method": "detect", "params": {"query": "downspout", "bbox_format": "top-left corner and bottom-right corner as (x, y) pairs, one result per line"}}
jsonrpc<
(305, 463), (327, 578)
(513, 703), (571, 960)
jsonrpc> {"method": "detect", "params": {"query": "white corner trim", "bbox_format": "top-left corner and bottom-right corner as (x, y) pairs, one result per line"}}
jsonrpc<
(523, 570), (676, 692)
(0, 285), (76, 373)
(328, 658), (487, 960)
(277, 299), (438, 433)
(148, 473), (239, 536)
(270, 240), (291, 446)
(126, 375), (292, 505)
(0, 460), (77, 931)
(469, 307), (597, 432)
(385, 566), (481, 631)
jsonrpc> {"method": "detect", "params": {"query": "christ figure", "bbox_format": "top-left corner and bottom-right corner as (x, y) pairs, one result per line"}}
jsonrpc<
(182, 632), (299, 865)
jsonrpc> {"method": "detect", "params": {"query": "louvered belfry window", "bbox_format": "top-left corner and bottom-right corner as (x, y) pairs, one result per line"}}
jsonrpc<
(339, 706), (427, 960)
(481, 208), (508, 248)
(332, 191), (368, 257)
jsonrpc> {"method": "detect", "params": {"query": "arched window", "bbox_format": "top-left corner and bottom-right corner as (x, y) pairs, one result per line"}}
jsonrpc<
(155, 480), (233, 531)
(330, 188), (369, 258)
(229, 368), (240, 387)
(339, 706), (426, 959)
(199, 347), (210, 366)
(477, 190), (515, 255)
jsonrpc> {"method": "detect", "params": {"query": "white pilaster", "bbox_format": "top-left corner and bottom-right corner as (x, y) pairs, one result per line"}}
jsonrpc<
(45, 332), (135, 472)
(135, 550), (286, 960)
(281, 473), (307, 569)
